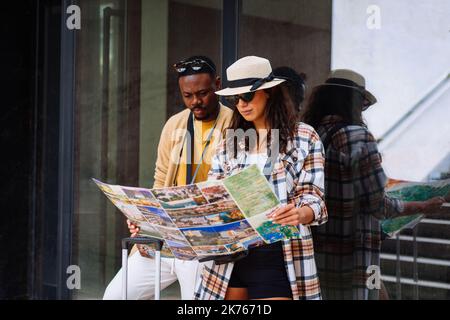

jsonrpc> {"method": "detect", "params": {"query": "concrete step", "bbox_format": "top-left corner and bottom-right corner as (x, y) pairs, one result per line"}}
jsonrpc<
(382, 277), (450, 300)
(380, 254), (450, 283)
(380, 218), (450, 299)
(401, 218), (450, 239)
(381, 236), (450, 260)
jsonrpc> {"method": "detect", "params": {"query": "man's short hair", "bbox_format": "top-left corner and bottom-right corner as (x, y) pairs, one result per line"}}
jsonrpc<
(176, 55), (217, 79)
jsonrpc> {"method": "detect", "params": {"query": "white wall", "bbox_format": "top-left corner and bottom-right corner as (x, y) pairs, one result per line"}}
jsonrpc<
(380, 80), (450, 181)
(332, 0), (450, 180)
(332, 0), (450, 139)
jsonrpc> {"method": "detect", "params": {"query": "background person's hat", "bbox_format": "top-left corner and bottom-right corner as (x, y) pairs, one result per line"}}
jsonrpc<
(320, 69), (377, 109)
(215, 56), (286, 96)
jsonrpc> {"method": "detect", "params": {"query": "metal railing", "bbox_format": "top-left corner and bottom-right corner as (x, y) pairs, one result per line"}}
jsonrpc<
(378, 72), (450, 150)
(381, 217), (450, 299)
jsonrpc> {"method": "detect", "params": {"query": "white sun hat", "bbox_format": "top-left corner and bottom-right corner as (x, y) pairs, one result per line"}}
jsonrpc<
(215, 56), (286, 96)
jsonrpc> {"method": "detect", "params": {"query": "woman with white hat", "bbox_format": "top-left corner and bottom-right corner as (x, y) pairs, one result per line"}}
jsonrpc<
(194, 56), (328, 300)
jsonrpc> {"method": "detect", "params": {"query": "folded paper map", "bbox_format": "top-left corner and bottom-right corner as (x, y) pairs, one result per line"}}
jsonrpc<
(94, 165), (300, 260)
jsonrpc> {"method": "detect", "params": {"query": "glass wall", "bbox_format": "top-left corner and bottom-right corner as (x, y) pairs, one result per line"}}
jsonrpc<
(70, 0), (335, 300)
(72, 0), (223, 299)
(74, 0), (128, 299)
(68, 0), (450, 301)
(34, 0), (448, 301)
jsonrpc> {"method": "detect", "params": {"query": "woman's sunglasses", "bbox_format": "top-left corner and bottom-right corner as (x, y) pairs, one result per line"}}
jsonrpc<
(173, 59), (216, 73)
(223, 91), (256, 107)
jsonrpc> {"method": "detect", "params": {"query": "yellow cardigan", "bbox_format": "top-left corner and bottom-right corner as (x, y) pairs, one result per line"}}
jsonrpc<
(153, 104), (233, 188)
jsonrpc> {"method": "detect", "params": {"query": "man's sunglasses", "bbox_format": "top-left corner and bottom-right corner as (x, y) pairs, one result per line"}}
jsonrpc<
(223, 91), (256, 107)
(173, 59), (216, 73)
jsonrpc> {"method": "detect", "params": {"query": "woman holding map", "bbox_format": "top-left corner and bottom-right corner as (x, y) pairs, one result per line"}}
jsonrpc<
(194, 56), (328, 300)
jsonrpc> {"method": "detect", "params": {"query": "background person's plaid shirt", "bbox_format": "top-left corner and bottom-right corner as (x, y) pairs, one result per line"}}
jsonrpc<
(312, 115), (404, 300)
(194, 123), (328, 300)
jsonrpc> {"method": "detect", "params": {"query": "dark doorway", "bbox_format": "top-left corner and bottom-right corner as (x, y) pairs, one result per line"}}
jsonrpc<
(0, 0), (39, 299)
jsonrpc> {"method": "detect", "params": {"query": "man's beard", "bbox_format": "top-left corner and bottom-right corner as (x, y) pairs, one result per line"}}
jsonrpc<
(192, 106), (209, 120)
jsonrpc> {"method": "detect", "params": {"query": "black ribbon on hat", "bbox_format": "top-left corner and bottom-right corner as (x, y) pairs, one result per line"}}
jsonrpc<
(227, 73), (277, 92)
(326, 78), (365, 93)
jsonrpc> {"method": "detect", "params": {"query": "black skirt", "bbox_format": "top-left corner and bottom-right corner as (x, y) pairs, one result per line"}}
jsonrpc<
(228, 241), (293, 299)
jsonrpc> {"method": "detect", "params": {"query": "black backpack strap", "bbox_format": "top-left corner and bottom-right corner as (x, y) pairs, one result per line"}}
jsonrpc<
(186, 112), (194, 185)
(322, 123), (347, 150)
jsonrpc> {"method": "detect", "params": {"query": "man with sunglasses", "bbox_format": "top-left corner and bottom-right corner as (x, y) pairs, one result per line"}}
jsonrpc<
(103, 56), (233, 300)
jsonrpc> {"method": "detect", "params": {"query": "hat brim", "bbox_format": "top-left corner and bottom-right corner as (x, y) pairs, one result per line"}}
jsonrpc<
(363, 90), (377, 107)
(215, 79), (286, 96)
(317, 83), (377, 108)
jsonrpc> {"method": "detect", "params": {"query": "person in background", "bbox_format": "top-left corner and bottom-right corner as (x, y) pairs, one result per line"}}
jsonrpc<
(301, 69), (447, 300)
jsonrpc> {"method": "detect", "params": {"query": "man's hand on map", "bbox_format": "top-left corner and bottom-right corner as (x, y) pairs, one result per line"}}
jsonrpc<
(127, 219), (140, 237)
(126, 220), (152, 258)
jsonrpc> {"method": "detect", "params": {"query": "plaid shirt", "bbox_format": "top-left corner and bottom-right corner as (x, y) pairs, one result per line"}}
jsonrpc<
(194, 123), (328, 300)
(312, 115), (404, 300)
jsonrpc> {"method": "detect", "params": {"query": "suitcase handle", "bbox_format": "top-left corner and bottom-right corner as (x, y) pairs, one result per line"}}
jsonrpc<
(121, 236), (164, 251)
(121, 237), (164, 300)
